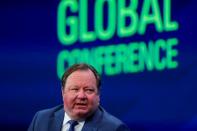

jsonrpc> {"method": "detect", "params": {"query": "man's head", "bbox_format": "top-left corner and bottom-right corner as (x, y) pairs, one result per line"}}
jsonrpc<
(61, 63), (101, 120)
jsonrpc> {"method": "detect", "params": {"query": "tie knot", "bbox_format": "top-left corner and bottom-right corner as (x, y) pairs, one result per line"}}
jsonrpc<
(68, 120), (78, 131)
(68, 120), (78, 126)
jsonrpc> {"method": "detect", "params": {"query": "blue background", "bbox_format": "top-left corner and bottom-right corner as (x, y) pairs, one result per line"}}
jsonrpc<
(0, 0), (197, 130)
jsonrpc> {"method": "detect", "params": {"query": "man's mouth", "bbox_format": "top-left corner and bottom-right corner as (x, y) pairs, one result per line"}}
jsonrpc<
(75, 103), (87, 109)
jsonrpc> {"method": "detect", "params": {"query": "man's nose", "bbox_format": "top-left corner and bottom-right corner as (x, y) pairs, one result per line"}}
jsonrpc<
(77, 90), (87, 99)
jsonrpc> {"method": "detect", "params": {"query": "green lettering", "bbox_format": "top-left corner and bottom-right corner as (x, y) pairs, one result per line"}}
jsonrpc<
(57, 0), (78, 45)
(118, 0), (138, 37)
(154, 39), (166, 70)
(139, 0), (163, 34)
(95, 0), (116, 40)
(79, 0), (96, 42)
(166, 38), (178, 68)
(164, 0), (179, 31)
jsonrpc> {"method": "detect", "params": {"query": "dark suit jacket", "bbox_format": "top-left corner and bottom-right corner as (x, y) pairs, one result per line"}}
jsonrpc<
(28, 105), (130, 131)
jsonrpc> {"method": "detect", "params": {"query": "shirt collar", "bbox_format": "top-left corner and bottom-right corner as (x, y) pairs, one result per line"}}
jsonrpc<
(62, 111), (85, 126)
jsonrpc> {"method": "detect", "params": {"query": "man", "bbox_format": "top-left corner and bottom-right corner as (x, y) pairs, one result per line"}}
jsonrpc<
(28, 63), (130, 131)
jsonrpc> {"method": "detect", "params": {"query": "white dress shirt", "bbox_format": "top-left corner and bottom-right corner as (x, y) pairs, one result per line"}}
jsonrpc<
(61, 112), (85, 131)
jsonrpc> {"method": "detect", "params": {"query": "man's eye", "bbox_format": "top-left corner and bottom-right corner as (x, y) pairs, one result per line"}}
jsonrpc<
(85, 89), (94, 93)
(70, 88), (78, 91)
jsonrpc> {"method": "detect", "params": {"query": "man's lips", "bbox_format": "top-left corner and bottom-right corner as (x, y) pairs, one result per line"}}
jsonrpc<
(74, 103), (87, 109)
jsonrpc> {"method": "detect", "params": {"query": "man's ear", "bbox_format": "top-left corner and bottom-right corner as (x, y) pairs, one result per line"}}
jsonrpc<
(97, 95), (100, 105)
(61, 87), (64, 97)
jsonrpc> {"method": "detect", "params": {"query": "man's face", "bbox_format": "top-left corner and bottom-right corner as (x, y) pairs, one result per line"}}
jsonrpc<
(62, 69), (100, 120)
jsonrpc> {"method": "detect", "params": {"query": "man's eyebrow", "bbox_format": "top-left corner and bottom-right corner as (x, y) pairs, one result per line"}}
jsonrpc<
(69, 85), (79, 88)
(84, 87), (95, 89)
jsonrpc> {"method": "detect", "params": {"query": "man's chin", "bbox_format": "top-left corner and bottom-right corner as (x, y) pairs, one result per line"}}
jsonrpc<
(75, 109), (88, 114)
(73, 109), (90, 118)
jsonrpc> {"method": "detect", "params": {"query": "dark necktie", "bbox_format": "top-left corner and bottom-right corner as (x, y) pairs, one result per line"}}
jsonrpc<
(68, 120), (78, 131)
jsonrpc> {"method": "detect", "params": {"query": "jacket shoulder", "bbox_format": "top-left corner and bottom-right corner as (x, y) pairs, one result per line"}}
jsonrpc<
(37, 105), (64, 117)
(28, 105), (64, 131)
(98, 107), (130, 131)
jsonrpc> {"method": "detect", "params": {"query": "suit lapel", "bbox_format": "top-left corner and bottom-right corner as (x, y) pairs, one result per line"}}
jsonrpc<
(47, 106), (104, 131)
(82, 122), (98, 131)
(82, 106), (103, 131)
(49, 108), (64, 131)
